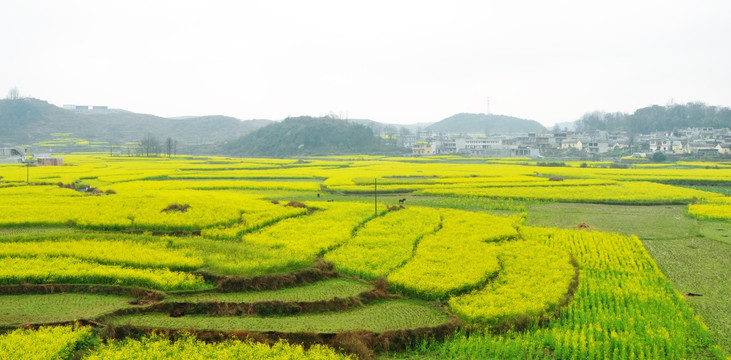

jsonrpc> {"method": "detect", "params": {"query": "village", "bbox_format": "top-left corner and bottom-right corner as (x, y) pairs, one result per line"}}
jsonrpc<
(2, 126), (731, 164)
(401, 127), (731, 159)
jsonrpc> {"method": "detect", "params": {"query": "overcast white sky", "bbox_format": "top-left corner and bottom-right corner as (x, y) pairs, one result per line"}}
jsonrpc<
(2, 1), (730, 126)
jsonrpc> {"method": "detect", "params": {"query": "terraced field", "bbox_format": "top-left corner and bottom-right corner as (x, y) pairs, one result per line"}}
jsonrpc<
(167, 278), (372, 303)
(109, 300), (449, 333)
(0, 293), (135, 327)
(0, 154), (727, 359)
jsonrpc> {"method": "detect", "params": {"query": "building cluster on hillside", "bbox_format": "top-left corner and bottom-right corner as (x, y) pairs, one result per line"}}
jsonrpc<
(62, 104), (109, 112)
(401, 127), (731, 158)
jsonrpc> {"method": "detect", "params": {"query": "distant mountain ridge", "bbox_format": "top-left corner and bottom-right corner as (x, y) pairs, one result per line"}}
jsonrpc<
(427, 113), (545, 134)
(0, 98), (272, 147)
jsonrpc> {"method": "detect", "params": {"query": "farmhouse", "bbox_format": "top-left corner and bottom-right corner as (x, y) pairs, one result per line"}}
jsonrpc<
(412, 142), (433, 155)
(0, 148), (24, 164)
(35, 153), (64, 166)
(561, 138), (583, 151)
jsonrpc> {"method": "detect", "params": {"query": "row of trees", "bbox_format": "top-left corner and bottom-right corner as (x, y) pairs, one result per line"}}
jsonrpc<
(119, 134), (177, 157)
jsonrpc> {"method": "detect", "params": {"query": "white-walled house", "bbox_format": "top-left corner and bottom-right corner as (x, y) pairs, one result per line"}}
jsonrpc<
(412, 142), (434, 155)
(561, 139), (583, 151)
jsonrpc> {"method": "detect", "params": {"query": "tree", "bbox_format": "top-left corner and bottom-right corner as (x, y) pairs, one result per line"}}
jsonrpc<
(165, 137), (177, 158)
(109, 141), (119, 157)
(140, 133), (160, 157)
(651, 151), (667, 162)
(383, 126), (397, 140)
(6, 87), (20, 100)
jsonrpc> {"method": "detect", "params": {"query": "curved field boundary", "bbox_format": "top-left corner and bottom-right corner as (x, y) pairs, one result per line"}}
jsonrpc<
(102, 314), (462, 358)
(188, 259), (339, 293)
(0, 259), (340, 298)
(0, 284), (164, 303)
(0, 293), (136, 330)
(489, 253), (579, 333)
(447, 238), (580, 332)
(100, 287), (395, 319)
(167, 277), (373, 303)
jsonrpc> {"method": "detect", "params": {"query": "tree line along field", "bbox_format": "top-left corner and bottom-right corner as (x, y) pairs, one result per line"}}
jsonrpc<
(0, 154), (728, 359)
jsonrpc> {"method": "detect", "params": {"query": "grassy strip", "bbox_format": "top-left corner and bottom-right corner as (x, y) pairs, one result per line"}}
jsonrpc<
(108, 300), (450, 333)
(676, 184), (731, 196)
(0, 293), (135, 327)
(0, 226), (77, 237)
(642, 237), (731, 357)
(699, 220), (731, 245)
(526, 203), (698, 240)
(167, 278), (371, 303)
(0, 284), (164, 302)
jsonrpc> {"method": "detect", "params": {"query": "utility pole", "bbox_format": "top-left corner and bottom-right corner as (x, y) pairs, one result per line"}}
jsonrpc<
(374, 178), (378, 217)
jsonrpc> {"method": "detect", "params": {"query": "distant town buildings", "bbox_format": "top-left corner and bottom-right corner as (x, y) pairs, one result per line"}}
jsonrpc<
(402, 127), (731, 159)
(63, 104), (109, 112)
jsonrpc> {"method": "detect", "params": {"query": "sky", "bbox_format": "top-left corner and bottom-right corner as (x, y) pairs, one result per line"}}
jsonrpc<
(2, 1), (730, 127)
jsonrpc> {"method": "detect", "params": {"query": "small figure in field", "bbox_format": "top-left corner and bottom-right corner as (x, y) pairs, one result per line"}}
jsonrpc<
(317, 193), (320, 198)
(398, 198), (406, 204)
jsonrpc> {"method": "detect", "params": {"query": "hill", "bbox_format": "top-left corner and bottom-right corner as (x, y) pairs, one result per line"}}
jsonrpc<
(0, 98), (271, 149)
(576, 102), (731, 133)
(223, 116), (395, 157)
(427, 113), (545, 134)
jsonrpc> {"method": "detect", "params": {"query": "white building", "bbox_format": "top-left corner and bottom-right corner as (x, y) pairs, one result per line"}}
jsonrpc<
(561, 139), (583, 151)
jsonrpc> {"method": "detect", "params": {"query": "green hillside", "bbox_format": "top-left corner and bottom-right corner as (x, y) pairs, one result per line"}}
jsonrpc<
(427, 113), (545, 134)
(0, 98), (271, 148)
(223, 116), (396, 157)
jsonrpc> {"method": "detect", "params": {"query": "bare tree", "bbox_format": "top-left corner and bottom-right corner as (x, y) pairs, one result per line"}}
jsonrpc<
(165, 137), (176, 158)
(140, 133), (160, 157)
(6, 87), (20, 100)
(109, 141), (118, 157)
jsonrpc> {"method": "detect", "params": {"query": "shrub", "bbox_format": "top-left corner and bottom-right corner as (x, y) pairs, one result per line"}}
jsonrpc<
(285, 201), (307, 208)
(161, 204), (190, 213)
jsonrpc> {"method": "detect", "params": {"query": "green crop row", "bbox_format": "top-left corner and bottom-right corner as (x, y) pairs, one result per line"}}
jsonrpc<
(110, 300), (448, 333)
(0, 325), (96, 360)
(387, 209), (515, 299)
(325, 207), (442, 279)
(0, 256), (209, 291)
